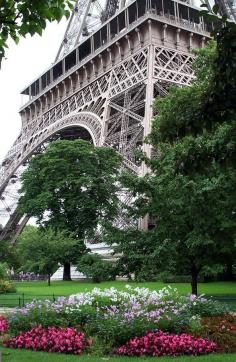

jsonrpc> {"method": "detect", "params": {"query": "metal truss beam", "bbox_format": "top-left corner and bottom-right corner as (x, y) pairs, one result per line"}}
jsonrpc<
(56, 0), (122, 61)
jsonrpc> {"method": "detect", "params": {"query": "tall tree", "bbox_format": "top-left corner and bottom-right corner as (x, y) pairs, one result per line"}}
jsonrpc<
(19, 139), (121, 280)
(0, 0), (75, 67)
(110, 20), (236, 294)
(17, 225), (85, 286)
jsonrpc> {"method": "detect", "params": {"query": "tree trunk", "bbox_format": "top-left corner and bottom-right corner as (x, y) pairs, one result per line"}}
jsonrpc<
(63, 262), (72, 281)
(48, 274), (51, 286)
(225, 263), (234, 281)
(191, 265), (198, 295)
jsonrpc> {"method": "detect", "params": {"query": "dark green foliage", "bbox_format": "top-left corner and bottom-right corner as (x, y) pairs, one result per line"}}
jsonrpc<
(106, 227), (160, 281)
(76, 253), (115, 283)
(0, 0), (75, 62)
(19, 140), (121, 240)
(207, 20), (236, 118)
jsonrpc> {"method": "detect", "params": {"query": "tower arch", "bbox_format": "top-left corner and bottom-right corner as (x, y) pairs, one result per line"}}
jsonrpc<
(0, 111), (103, 238)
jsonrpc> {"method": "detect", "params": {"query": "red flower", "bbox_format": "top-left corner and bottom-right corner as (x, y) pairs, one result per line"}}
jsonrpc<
(5, 326), (88, 354)
(0, 316), (8, 334)
(115, 331), (217, 357)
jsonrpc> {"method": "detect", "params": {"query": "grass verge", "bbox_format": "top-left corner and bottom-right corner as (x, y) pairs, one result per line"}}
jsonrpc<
(1, 348), (236, 362)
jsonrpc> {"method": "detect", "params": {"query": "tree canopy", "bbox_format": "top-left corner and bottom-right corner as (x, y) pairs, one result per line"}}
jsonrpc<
(19, 140), (121, 238)
(0, 0), (75, 64)
(17, 225), (84, 285)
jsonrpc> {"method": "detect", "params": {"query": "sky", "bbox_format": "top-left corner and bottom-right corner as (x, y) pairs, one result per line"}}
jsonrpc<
(0, 19), (67, 164)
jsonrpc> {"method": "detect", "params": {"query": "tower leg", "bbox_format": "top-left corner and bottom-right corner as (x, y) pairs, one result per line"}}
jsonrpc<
(139, 44), (155, 230)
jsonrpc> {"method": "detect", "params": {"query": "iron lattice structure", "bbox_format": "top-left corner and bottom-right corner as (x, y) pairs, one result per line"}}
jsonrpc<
(199, 0), (236, 21)
(210, 0), (236, 21)
(0, 0), (213, 241)
(56, 0), (122, 61)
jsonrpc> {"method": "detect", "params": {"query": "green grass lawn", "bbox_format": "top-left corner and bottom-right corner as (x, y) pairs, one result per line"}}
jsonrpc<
(5, 280), (236, 295)
(0, 281), (236, 308)
(1, 348), (236, 362)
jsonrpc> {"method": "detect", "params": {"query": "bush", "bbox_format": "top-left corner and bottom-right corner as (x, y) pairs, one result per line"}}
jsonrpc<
(0, 279), (16, 294)
(5, 326), (88, 354)
(76, 253), (115, 283)
(114, 331), (217, 356)
(199, 314), (236, 352)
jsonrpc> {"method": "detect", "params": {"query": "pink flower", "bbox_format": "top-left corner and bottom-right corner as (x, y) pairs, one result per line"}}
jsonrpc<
(0, 316), (8, 334)
(5, 326), (88, 355)
(114, 331), (217, 357)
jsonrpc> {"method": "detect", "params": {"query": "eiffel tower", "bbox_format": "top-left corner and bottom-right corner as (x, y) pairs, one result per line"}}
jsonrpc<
(0, 0), (217, 241)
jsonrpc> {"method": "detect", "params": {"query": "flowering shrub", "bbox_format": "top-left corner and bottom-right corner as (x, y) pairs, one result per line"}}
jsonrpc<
(200, 314), (236, 352)
(115, 331), (217, 356)
(5, 326), (88, 354)
(0, 316), (8, 334)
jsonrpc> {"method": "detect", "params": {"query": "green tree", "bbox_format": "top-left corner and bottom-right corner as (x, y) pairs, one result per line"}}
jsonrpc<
(0, 0), (75, 66)
(111, 23), (236, 294)
(19, 139), (121, 280)
(17, 225), (85, 285)
(105, 227), (160, 281)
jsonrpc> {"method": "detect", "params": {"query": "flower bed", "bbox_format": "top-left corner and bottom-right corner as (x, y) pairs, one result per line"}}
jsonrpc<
(2, 286), (231, 356)
(7, 286), (227, 336)
(115, 331), (217, 356)
(5, 326), (88, 354)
